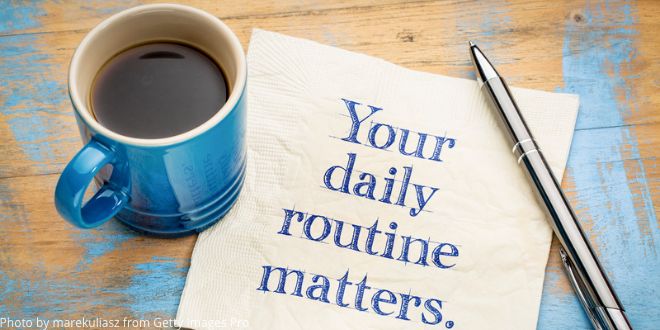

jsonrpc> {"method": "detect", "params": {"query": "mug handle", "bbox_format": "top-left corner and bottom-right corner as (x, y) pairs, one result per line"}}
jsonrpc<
(55, 139), (129, 229)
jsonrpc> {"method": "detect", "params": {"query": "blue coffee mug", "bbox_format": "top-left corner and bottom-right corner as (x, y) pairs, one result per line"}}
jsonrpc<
(54, 4), (247, 236)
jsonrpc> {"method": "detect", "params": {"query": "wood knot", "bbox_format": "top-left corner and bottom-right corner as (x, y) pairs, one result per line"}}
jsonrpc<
(573, 13), (584, 23)
(396, 30), (416, 43)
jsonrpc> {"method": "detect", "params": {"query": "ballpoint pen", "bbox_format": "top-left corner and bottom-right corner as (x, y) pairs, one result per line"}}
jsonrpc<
(468, 41), (632, 330)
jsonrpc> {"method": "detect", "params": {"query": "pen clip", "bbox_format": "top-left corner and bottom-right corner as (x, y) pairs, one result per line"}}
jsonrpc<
(559, 247), (603, 330)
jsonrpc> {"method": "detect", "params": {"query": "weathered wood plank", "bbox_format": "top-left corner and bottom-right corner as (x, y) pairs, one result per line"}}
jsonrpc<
(0, 0), (425, 37)
(0, 173), (194, 322)
(540, 1), (659, 328)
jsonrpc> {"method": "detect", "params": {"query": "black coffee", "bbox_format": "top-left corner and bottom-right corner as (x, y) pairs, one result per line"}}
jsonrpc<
(91, 42), (228, 139)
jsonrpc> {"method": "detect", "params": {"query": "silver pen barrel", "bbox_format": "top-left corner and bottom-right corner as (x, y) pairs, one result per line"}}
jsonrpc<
(469, 42), (632, 330)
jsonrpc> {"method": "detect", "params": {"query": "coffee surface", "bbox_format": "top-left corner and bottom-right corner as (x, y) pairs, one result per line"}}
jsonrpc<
(91, 42), (228, 139)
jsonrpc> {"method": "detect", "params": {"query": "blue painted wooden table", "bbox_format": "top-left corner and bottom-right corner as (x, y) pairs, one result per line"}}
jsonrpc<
(0, 0), (657, 328)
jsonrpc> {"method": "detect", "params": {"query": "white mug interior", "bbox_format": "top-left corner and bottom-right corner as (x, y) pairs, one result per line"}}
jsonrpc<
(68, 4), (246, 146)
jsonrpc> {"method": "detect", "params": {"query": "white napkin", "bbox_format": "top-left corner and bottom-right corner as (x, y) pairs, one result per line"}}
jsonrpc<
(176, 29), (579, 330)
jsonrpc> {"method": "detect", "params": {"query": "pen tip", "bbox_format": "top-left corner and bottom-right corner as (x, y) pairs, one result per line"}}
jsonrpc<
(468, 40), (476, 47)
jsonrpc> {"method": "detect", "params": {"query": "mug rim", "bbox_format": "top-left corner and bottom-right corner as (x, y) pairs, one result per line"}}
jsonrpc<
(68, 3), (247, 147)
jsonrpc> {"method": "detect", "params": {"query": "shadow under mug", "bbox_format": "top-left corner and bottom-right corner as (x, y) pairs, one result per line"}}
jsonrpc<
(54, 4), (247, 237)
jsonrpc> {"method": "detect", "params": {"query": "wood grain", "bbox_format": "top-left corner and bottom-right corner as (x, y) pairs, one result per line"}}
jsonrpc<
(0, 0), (657, 329)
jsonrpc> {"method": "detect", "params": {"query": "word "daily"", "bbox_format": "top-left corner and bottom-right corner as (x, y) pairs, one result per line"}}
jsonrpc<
(324, 153), (438, 216)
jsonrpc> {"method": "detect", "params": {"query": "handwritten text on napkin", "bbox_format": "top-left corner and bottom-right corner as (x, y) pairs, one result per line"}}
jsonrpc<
(176, 29), (579, 330)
